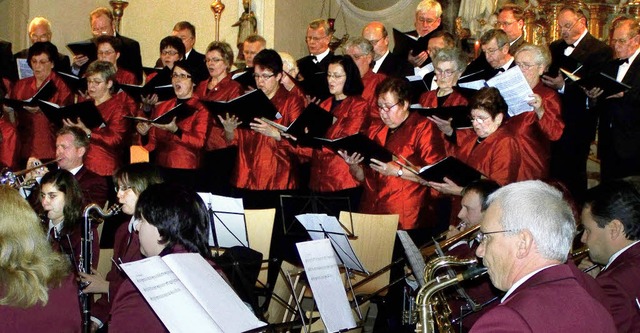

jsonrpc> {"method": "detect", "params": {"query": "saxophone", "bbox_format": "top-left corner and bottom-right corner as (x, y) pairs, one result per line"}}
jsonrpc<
(414, 257), (487, 333)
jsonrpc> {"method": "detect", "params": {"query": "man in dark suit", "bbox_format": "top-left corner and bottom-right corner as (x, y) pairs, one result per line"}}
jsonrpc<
(361, 22), (412, 77)
(471, 180), (616, 332)
(588, 17), (640, 181)
(496, 4), (526, 56)
(541, 5), (612, 202)
(154, 21), (208, 83)
(0, 40), (12, 83)
(462, 29), (516, 83)
(403, 0), (443, 70)
(296, 18), (334, 100)
(13, 17), (72, 79)
(72, 7), (142, 82)
(581, 178), (640, 332)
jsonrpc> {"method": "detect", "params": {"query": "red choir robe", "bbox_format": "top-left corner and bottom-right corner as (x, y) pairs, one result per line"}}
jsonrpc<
(11, 72), (73, 160)
(230, 86), (304, 190)
(359, 112), (446, 229)
(361, 70), (386, 120)
(194, 75), (242, 151)
(504, 82), (564, 181)
(447, 127), (521, 186)
(0, 274), (81, 333)
(0, 116), (18, 168)
(115, 68), (139, 85)
(143, 97), (209, 169)
(84, 93), (132, 176)
(418, 89), (469, 109)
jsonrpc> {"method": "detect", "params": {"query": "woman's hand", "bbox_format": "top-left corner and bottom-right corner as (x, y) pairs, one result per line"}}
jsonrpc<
(338, 150), (364, 165)
(250, 118), (281, 140)
(370, 158), (402, 177)
(527, 93), (544, 119)
(23, 105), (41, 114)
(78, 270), (109, 294)
(62, 117), (91, 136)
(136, 122), (152, 136)
(428, 115), (454, 136)
(153, 117), (179, 133)
(427, 177), (463, 196)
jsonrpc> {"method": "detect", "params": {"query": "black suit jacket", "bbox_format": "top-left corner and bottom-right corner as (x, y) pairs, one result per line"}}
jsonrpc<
(0, 40), (13, 81)
(296, 51), (334, 100)
(509, 35), (526, 56)
(14, 48), (72, 78)
(115, 33), (143, 83)
(376, 51), (413, 77)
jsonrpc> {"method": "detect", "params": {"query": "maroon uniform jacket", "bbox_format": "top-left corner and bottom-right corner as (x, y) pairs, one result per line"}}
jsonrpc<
(361, 70), (386, 121)
(359, 112), (446, 229)
(11, 72), (73, 160)
(596, 242), (640, 333)
(229, 86), (304, 190)
(470, 264), (616, 332)
(75, 166), (108, 207)
(46, 221), (100, 274)
(0, 274), (81, 333)
(144, 97), (209, 169)
(91, 220), (143, 324)
(504, 82), (564, 181)
(0, 116), (18, 168)
(194, 75), (242, 151)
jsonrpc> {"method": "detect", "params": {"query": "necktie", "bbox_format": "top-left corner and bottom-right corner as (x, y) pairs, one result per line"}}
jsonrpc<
(615, 58), (629, 66)
(312, 55), (318, 64)
(564, 44), (576, 56)
(497, 68), (505, 72)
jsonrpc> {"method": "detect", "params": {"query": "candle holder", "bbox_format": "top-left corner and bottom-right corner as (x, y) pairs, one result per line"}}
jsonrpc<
(211, 0), (226, 41)
(109, 0), (129, 34)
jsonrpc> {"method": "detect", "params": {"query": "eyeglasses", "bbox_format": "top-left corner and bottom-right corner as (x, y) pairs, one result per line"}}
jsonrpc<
(475, 230), (515, 243)
(417, 17), (437, 25)
(162, 50), (180, 56)
(253, 73), (276, 80)
(483, 47), (504, 55)
(469, 115), (491, 124)
(378, 101), (401, 112)
(495, 21), (516, 28)
(114, 185), (132, 193)
(611, 35), (638, 45)
(171, 73), (192, 79)
(435, 68), (458, 77)
(97, 50), (115, 56)
(305, 36), (328, 42)
(29, 33), (50, 41)
(515, 62), (539, 70)
(327, 73), (346, 79)
(367, 38), (382, 45)
(558, 20), (579, 31)
(349, 53), (368, 60)
(86, 78), (105, 85)
(30, 59), (52, 66)
(206, 57), (224, 63)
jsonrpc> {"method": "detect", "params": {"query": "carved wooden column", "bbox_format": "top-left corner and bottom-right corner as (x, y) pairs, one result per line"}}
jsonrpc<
(621, 0), (640, 20)
(587, 3), (614, 40)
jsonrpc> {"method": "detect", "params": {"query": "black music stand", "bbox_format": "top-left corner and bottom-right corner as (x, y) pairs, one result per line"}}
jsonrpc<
(279, 193), (355, 237)
(198, 192), (248, 256)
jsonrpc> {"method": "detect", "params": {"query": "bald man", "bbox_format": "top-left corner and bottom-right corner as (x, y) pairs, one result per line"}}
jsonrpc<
(362, 21), (411, 77)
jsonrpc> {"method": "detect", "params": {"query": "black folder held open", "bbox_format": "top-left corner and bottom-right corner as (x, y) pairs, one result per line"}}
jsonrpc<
(120, 67), (174, 102)
(124, 102), (194, 125)
(37, 100), (105, 129)
(312, 133), (394, 164)
(3, 80), (57, 109)
(202, 89), (280, 129)
(261, 103), (336, 140)
(406, 156), (482, 187)
(411, 105), (471, 129)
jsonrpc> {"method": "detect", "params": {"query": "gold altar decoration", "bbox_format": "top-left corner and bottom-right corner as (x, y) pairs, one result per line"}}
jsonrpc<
(109, 0), (129, 34)
(211, 0), (226, 41)
(620, 0), (640, 19)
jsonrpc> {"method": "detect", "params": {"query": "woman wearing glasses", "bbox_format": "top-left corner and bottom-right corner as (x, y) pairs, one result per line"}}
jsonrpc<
(340, 77), (446, 231)
(136, 60), (209, 184)
(140, 36), (186, 110)
(418, 47), (469, 110)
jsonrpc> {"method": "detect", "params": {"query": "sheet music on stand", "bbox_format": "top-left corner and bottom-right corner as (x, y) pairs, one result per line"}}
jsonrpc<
(397, 230), (427, 288)
(296, 213), (367, 274)
(197, 193), (248, 248)
(279, 194), (354, 237)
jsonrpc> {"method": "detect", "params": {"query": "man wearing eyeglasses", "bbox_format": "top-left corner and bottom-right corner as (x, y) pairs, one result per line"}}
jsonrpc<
(155, 22), (208, 84)
(496, 4), (526, 56)
(296, 18), (334, 100)
(403, 0), (443, 70)
(541, 5), (611, 203)
(585, 17), (640, 182)
(462, 29), (516, 82)
(361, 21), (412, 77)
(12, 17), (71, 80)
(470, 180), (616, 332)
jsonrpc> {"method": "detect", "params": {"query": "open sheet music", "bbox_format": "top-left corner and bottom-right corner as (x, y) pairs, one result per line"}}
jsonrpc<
(120, 253), (266, 333)
(198, 193), (248, 248)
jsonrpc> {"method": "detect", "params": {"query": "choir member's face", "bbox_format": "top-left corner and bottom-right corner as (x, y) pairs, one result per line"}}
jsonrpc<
(482, 38), (510, 70)
(305, 27), (330, 55)
(414, 9), (441, 37)
(611, 23), (640, 60)
(30, 53), (54, 82)
(161, 47), (181, 69)
(557, 10), (585, 45)
(427, 36), (446, 58)
(345, 46), (371, 77)
(496, 10), (524, 43)
(136, 216), (166, 257)
(434, 60), (461, 91)
(458, 191), (483, 227)
(377, 91), (409, 129)
(362, 24), (389, 60)
(97, 43), (120, 65)
(470, 108), (502, 139)
(172, 29), (195, 53)
(206, 50), (228, 79)
(41, 183), (65, 224)
(475, 203), (518, 291)
(56, 134), (85, 171)
(243, 41), (264, 68)
(515, 50), (544, 88)
(29, 24), (51, 44)
(254, 65), (282, 99)
(91, 14), (114, 37)
(116, 180), (138, 216)
(327, 63), (347, 99)
(580, 206), (613, 265)
(87, 73), (112, 101)
(171, 66), (194, 99)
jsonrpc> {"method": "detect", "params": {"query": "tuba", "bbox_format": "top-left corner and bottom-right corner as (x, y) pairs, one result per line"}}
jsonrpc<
(415, 259), (487, 333)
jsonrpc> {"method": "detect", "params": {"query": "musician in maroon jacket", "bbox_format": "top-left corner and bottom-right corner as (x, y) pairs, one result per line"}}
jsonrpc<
(10, 42), (73, 162)
(470, 180), (616, 332)
(0, 186), (81, 333)
(109, 183), (225, 332)
(507, 44), (564, 181)
(66, 61), (130, 177)
(581, 179), (640, 332)
(137, 60), (209, 173)
(340, 77), (445, 230)
(79, 162), (164, 331)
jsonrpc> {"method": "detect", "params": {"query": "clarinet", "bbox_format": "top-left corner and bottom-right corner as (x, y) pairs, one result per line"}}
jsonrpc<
(79, 203), (121, 333)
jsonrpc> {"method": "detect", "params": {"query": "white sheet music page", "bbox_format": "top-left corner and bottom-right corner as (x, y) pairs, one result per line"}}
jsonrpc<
(297, 239), (357, 333)
(197, 193), (248, 248)
(486, 66), (534, 116)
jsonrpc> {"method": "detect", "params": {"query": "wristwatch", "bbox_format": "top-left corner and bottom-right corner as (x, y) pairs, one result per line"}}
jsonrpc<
(396, 168), (404, 177)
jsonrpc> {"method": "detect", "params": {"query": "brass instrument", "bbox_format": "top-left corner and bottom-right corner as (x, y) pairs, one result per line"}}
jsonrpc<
(0, 159), (60, 189)
(79, 203), (120, 333)
(570, 245), (600, 273)
(420, 224), (481, 258)
(415, 259), (487, 333)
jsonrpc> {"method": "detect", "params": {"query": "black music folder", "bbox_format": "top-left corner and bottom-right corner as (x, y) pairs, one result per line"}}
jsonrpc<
(57, 72), (87, 93)
(67, 40), (97, 59)
(124, 102), (194, 125)
(202, 89), (280, 129)
(3, 80), (56, 108)
(120, 67), (174, 102)
(571, 72), (632, 98)
(231, 67), (256, 89)
(411, 105), (471, 129)
(37, 100), (105, 129)
(392, 28), (430, 59)
(410, 156), (482, 186)
(297, 71), (331, 101)
(406, 75), (430, 101)
(313, 133), (394, 163)
(545, 55), (582, 78)
(262, 103), (335, 139)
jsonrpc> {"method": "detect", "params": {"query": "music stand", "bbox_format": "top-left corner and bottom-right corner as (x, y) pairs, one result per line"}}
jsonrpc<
(280, 193), (355, 237)
(198, 193), (249, 256)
